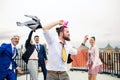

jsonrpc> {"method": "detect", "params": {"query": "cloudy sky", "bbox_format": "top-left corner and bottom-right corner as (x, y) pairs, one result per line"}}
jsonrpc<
(0, 0), (120, 48)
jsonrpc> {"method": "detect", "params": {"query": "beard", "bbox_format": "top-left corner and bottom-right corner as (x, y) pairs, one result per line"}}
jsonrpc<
(63, 35), (70, 41)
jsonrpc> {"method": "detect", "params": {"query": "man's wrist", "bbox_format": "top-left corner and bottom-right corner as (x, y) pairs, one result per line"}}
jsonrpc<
(16, 66), (19, 70)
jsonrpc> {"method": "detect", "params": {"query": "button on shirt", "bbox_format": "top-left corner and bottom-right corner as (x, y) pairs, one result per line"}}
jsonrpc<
(43, 30), (77, 71)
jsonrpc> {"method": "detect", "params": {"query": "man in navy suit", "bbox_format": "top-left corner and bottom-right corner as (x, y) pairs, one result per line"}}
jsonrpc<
(34, 35), (48, 80)
(0, 35), (23, 80)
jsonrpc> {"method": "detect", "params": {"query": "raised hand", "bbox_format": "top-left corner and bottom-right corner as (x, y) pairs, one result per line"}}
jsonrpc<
(83, 35), (89, 43)
(58, 20), (64, 26)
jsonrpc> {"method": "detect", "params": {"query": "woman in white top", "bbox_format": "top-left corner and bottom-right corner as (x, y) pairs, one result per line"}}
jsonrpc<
(86, 36), (103, 80)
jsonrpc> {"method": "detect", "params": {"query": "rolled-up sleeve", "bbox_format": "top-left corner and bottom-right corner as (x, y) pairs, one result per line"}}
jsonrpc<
(68, 43), (77, 55)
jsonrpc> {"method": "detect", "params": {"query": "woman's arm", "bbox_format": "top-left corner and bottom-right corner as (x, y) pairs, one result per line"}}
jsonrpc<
(77, 35), (88, 53)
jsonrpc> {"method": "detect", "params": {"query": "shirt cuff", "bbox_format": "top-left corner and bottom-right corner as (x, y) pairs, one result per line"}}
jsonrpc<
(16, 66), (20, 69)
(81, 43), (85, 46)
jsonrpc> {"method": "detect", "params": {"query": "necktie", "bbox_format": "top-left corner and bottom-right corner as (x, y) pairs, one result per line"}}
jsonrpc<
(62, 44), (67, 62)
(36, 44), (39, 52)
(12, 47), (16, 56)
(9, 47), (16, 70)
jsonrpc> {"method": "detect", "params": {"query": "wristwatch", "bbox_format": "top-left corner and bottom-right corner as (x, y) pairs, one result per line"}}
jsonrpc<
(81, 43), (85, 46)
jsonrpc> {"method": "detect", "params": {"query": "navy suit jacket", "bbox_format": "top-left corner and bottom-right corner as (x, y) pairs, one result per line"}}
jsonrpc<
(0, 43), (18, 73)
(38, 44), (47, 67)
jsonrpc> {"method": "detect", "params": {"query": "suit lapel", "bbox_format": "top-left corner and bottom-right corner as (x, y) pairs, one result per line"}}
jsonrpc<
(39, 44), (42, 52)
(6, 44), (13, 56)
(36, 44), (40, 53)
(7, 44), (18, 59)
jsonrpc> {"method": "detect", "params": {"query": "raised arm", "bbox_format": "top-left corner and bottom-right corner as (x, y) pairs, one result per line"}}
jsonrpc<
(77, 35), (88, 53)
(42, 20), (64, 30)
(25, 30), (33, 48)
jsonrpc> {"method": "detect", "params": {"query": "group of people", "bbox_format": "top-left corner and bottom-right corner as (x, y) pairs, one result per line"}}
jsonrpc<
(0, 20), (103, 80)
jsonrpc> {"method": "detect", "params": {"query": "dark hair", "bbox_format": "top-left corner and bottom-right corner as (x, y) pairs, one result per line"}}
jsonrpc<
(91, 36), (95, 41)
(34, 35), (39, 39)
(56, 26), (66, 36)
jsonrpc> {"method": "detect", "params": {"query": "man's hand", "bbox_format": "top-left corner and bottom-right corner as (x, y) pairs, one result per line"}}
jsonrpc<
(17, 67), (24, 74)
(45, 60), (48, 64)
(38, 67), (42, 72)
(33, 29), (36, 32)
(58, 20), (64, 26)
(42, 20), (64, 30)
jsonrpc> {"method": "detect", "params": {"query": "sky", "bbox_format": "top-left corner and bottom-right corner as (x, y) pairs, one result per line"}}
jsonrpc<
(0, 0), (120, 48)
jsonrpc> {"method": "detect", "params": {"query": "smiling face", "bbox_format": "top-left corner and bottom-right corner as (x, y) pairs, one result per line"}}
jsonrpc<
(89, 37), (95, 46)
(11, 35), (20, 46)
(34, 35), (39, 44)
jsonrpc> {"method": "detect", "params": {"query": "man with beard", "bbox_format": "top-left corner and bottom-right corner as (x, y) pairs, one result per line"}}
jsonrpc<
(41, 20), (88, 80)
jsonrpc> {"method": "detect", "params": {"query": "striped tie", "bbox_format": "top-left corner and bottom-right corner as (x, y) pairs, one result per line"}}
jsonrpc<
(36, 44), (39, 52)
(12, 47), (16, 59)
(12, 47), (16, 56)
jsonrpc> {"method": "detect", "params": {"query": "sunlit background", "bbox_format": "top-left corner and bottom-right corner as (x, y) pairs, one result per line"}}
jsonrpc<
(0, 0), (120, 48)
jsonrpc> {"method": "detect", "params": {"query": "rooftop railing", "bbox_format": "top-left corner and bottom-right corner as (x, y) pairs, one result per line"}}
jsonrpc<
(15, 50), (120, 79)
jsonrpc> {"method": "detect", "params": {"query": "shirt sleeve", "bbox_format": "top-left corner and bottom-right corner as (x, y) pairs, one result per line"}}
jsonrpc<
(68, 43), (77, 55)
(43, 30), (54, 45)
(0, 43), (7, 55)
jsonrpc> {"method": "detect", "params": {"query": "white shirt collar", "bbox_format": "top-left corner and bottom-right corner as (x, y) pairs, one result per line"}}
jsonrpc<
(11, 43), (16, 48)
(57, 38), (66, 45)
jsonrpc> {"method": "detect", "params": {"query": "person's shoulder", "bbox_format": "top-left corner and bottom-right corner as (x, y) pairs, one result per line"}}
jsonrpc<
(39, 43), (43, 45)
(94, 46), (99, 50)
(94, 45), (98, 48)
(40, 44), (44, 47)
(1, 43), (8, 47)
(65, 41), (71, 46)
(1, 43), (11, 48)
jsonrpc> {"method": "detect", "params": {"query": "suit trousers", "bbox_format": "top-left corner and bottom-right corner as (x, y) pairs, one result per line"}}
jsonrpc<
(27, 60), (38, 80)
(0, 69), (16, 80)
(46, 71), (70, 80)
(39, 60), (47, 80)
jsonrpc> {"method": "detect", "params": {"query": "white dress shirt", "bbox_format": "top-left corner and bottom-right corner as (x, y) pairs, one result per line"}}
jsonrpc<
(29, 49), (38, 60)
(43, 30), (77, 71)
